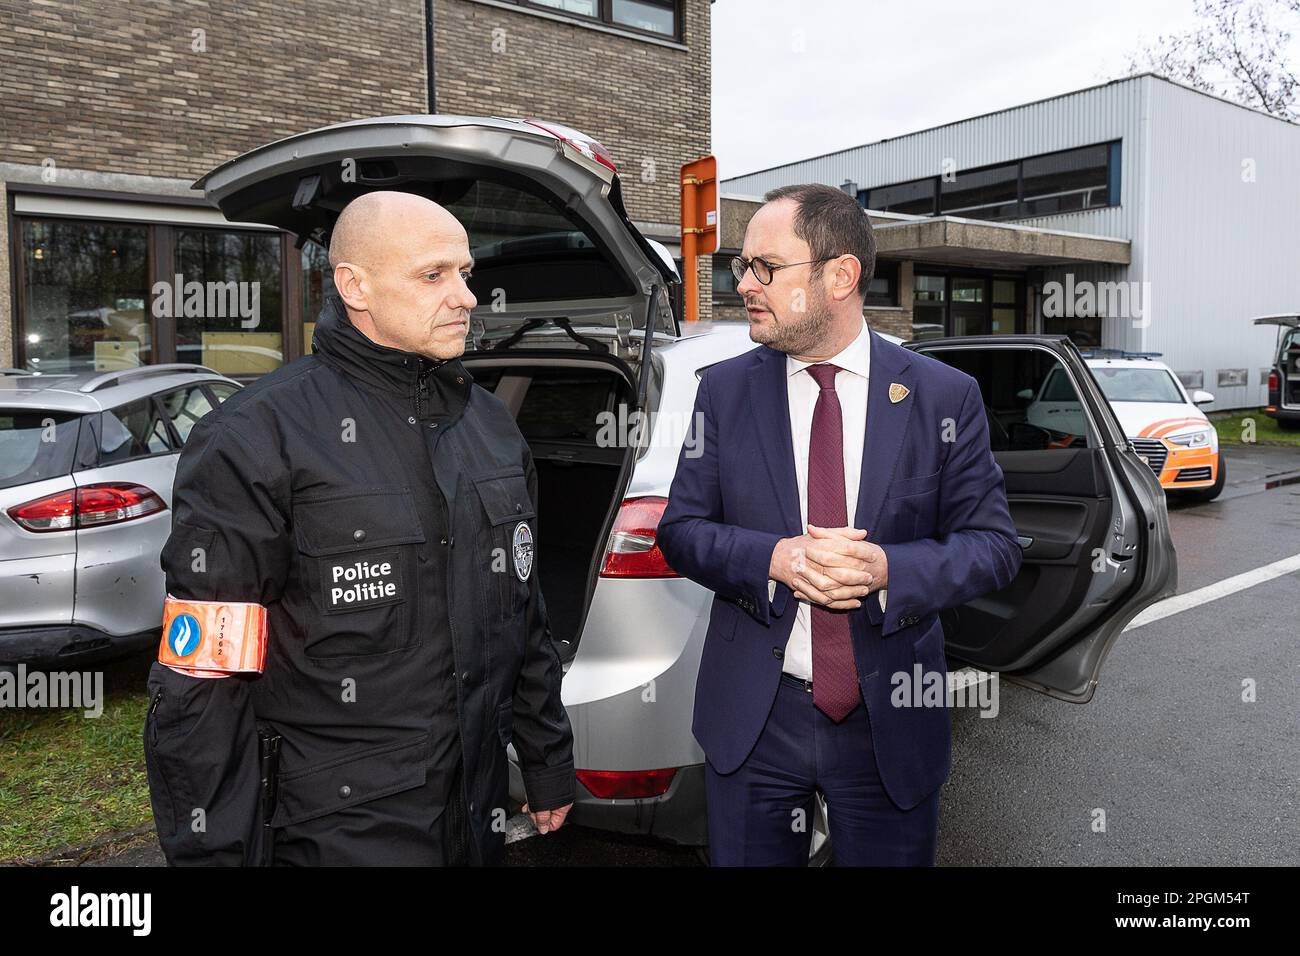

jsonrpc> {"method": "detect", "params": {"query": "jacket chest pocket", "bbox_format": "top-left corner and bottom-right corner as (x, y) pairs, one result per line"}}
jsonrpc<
(293, 488), (426, 661)
(884, 469), (940, 540)
(471, 470), (537, 633)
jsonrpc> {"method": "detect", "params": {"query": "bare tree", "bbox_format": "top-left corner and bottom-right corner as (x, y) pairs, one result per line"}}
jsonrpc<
(1124, 0), (1299, 120)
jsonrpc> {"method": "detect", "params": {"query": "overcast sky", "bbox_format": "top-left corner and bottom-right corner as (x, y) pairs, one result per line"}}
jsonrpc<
(711, 0), (1206, 180)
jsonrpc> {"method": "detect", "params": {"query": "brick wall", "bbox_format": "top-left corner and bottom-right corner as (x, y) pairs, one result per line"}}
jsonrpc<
(434, 0), (711, 227)
(0, 0), (713, 351)
(0, 0), (428, 179)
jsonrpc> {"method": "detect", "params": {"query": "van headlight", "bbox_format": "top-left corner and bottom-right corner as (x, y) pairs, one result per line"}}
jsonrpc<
(1168, 429), (1211, 447)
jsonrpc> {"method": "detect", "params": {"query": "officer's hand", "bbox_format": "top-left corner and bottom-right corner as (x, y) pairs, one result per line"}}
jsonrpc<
(521, 801), (572, 835)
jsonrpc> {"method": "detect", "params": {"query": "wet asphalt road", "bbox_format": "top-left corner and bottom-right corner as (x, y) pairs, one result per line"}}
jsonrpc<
(77, 444), (1300, 867)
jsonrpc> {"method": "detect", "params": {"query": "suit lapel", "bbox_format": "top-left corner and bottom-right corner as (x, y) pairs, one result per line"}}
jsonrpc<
(853, 330), (914, 534)
(748, 347), (803, 537)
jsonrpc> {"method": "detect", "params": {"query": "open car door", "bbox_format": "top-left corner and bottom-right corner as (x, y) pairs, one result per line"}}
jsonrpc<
(906, 335), (1177, 702)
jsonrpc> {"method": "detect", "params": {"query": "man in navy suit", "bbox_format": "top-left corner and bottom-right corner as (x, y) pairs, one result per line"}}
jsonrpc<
(657, 183), (1022, 866)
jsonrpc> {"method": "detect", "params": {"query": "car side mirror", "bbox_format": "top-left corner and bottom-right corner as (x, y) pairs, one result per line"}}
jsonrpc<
(1192, 389), (1215, 405)
(1016, 388), (1035, 402)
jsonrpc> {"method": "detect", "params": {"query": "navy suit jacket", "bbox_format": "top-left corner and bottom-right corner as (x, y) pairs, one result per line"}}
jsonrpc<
(657, 329), (1022, 810)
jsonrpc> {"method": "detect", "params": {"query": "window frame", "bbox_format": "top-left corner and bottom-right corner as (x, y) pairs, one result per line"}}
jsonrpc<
(506, 0), (682, 41)
(154, 382), (221, 447)
(85, 394), (180, 470)
(859, 140), (1121, 222)
(11, 207), (300, 378)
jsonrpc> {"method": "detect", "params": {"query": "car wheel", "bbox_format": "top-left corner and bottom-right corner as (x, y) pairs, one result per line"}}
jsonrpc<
(694, 792), (833, 866)
(1279, 418), (1300, 432)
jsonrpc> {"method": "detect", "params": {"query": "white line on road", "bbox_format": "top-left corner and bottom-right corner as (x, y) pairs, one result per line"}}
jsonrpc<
(1124, 552), (1300, 631)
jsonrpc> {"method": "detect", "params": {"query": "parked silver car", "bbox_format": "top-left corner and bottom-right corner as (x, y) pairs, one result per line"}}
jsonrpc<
(199, 114), (1177, 862)
(0, 365), (239, 666)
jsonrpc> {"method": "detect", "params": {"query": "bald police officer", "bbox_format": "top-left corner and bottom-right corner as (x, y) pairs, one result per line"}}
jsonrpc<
(143, 191), (574, 866)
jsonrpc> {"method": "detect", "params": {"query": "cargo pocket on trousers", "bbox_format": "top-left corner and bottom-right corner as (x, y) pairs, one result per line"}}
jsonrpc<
(268, 733), (431, 828)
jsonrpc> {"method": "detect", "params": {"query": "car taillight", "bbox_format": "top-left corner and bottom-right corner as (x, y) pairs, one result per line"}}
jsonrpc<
(599, 496), (678, 578)
(1268, 370), (1280, 393)
(576, 767), (677, 799)
(523, 119), (618, 173)
(7, 483), (166, 533)
(7, 490), (76, 531)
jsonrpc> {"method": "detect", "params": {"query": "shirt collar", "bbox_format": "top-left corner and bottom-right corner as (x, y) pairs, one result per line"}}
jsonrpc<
(786, 318), (872, 381)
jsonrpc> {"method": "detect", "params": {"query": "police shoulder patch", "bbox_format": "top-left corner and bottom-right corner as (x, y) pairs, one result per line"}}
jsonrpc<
(512, 521), (534, 582)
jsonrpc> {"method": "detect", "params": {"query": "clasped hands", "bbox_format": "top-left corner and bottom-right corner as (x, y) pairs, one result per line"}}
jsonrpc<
(768, 525), (888, 610)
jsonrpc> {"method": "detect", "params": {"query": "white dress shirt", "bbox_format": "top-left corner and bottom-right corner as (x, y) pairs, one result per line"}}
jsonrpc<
(769, 318), (886, 681)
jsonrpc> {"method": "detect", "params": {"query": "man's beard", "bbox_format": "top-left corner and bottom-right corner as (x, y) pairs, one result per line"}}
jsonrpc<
(749, 287), (835, 356)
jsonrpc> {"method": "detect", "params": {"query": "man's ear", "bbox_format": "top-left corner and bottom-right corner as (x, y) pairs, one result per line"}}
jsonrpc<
(333, 262), (369, 313)
(829, 254), (862, 303)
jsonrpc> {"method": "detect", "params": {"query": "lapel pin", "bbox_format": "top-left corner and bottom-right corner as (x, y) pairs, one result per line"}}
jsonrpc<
(889, 383), (910, 404)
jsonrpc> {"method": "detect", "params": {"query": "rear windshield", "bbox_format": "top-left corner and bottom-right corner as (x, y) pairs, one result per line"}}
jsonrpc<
(445, 180), (634, 304)
(0, 410), (81, 490)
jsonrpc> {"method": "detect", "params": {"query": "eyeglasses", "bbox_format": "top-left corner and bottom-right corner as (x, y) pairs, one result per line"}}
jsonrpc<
(730, 255), (838, 285)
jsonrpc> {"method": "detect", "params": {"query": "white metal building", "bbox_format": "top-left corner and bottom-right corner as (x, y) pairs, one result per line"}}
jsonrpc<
(720, 73), (1300, 411)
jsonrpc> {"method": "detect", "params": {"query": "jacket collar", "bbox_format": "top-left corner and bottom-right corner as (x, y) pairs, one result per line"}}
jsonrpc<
(311, 293), (472, 424)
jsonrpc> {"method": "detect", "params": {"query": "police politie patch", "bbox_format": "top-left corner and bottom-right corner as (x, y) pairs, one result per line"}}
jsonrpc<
(320, 550), (403, 614)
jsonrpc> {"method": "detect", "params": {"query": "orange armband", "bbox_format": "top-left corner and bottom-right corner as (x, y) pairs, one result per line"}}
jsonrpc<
(158, 596), (268, 678)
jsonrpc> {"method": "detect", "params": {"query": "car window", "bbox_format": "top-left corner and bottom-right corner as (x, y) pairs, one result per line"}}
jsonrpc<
(1040, 367), (1078, 402)
(98, 397), (173, 464)
(207, 382), (239, 404)
(158, 385), (217, 444)
(444, 179), (633, 304)
(0, 410), (81, 490)
(1091, 367), (1184, 403)
(1281, 329), (1300, 366)
(918, 347), (1091, 451)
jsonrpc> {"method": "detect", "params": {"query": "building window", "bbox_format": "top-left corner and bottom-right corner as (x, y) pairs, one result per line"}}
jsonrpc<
(19, 218), (150, 373)
(611, 0), (676, 36)
(940, 162), (1019, 220)
(914, 272), (1024, 340)
(863, 260), (898, 307)
(912, 274), (946, 341)
(991, 277), (1018, 334)
(511, 0), (680, 40)
(1021, 143), (1114, 217)
(173, 228), (284, 377)
(712, 253), (742, 302)
(860, 141), (1120, 222)
(862, 178), (936, 216)
(528, 0), (598, 19)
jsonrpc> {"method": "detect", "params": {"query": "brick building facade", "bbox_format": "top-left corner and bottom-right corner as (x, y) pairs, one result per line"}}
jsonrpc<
(0, 0), (712, 372)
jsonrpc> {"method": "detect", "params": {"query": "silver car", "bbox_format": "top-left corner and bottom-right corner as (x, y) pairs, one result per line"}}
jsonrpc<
(0, 365), (239, 666)
(200, 115), (1177, 862)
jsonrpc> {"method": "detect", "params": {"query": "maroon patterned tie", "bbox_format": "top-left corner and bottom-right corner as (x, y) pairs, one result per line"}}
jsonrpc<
(805, 363), (862, 722)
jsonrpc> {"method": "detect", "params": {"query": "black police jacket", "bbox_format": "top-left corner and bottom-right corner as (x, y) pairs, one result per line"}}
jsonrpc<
(143, 293), (575, 865)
